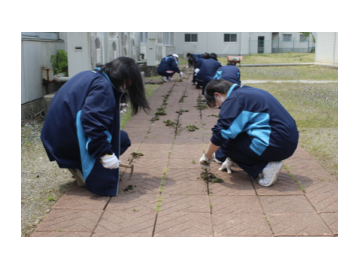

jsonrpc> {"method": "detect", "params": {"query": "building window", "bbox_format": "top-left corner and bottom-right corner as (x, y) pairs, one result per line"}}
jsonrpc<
(283, 34), (292, 42)
(170, 33), (174, 45)
(140, 32), (147, 44)
(185, 33), (197, 42)
(300, 34), (308, 42)
(224, 33), (237, 42)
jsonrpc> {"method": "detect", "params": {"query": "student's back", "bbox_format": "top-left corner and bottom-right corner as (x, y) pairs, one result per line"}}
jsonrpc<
(197, 58), (222, 81)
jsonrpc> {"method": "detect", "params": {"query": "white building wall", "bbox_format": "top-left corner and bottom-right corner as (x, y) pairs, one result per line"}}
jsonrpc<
(315, 32), (338, 65)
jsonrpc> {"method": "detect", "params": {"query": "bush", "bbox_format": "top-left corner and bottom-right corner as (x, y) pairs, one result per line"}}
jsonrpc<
(50, 49), (68, 75)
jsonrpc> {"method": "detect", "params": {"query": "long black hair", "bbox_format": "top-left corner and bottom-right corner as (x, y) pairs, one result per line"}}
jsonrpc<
(97, 57), (150, 115)
(204, 79), (233, 104)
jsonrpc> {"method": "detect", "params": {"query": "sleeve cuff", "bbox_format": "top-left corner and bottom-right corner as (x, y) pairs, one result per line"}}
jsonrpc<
(210, 135), (224, 146)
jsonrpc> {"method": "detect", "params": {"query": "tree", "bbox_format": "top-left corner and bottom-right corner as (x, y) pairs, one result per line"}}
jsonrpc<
(299, 32), (316, 43)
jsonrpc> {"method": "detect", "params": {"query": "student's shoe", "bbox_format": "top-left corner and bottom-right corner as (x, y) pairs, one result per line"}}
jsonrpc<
(213, 153), (222, 164)
(168, 77), (174, 81)
(258, 161), (283, 187)
(161, 76), (168, 82)
(68, 168), (85, 187)
(201, 99), (207, 104)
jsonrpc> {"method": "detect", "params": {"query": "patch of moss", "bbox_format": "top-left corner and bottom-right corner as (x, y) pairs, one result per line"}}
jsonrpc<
(155, 105), (167, 116)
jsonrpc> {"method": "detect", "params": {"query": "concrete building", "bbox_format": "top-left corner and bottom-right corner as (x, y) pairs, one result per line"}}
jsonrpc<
(21, 32), (321, 119)
(173, 32), (317, 57)
(315, 32), (338, 65)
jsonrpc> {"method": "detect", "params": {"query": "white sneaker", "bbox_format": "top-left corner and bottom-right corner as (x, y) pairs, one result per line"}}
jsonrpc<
(68, 168), (85, 187)
(161, 76), (168, 82)
(213, 152), (222, 164)
(258, 161), (283, 187)
(168, 77), (174, 81)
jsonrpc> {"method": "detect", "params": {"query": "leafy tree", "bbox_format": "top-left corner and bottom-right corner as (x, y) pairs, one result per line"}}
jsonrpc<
(299, 32), (316, 43)
(50, 49), (68, 75)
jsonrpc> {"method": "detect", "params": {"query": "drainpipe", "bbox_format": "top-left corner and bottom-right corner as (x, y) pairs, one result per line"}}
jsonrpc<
(53, 73), (70, 83)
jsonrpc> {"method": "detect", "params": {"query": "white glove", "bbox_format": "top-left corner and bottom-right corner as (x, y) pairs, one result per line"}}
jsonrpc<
(219, 158), (234, 174)
(185, 66), (189, 68)
(100, 153), (119, 169)
(180, 72), (183, 77)
(199, 153), (214, 168)
(194, 68), (200, 75)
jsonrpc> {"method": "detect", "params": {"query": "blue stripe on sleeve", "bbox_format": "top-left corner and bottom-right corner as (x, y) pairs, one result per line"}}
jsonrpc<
(220, 110), (271, 156)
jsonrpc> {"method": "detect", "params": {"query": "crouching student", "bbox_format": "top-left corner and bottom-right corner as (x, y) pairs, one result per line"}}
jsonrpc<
(157, 54), (183, 82)
(41, 57), (150, 196)
(196, 53), (221, 96)
(199, 80), (299, 187)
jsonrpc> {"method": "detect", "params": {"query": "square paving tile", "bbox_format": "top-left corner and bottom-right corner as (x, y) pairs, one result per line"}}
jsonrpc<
(302, 181), (338, 213)
(160, 194), (210, 213)
(208, 169), (256, 196)
(252, 171), (304, 195)
(30, 231), (92, 237)
(210, 195), (263, 214)
(165, 168), (203, 182)
(162, 179), (208, 195)
(267, 213), (333, 236)
(94, 210), (156, 236)
(106, 193), (158, 213)
(259, 195), (316, 214)
(212, 213), (273, 237)
(320, 212), (338, 236)
(118, 177), (162, 194)
(154, 212), (213, 237)
(52, 184), (110, 210)
(92, 232), (151, 237)
(34, 209), (103, 232)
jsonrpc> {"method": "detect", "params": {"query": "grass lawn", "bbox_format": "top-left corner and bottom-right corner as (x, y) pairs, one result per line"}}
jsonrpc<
(121, 83), (160, 129)
(218, 52), (315, 65)
(241, 66), (338, 81)
(247, 83), (338, 179)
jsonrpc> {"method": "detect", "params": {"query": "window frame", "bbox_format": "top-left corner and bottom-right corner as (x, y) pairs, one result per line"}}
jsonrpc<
(224, 33), (237, 43)
(185, 33), (198, 43)
(283, 34), (292, 42)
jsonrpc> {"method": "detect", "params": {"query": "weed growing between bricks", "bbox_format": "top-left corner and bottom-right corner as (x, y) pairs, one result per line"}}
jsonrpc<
(179, 95), (188, 103)
(176, 109), (189, 115)
(131, 152), (144, 159)
(200, 170), (224, 183)
(163, 120), (177, 127)
(186, 125), (199, 132)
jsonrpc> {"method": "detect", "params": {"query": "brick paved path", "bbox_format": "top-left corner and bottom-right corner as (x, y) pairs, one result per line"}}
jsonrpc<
(31, 68), (338, 237)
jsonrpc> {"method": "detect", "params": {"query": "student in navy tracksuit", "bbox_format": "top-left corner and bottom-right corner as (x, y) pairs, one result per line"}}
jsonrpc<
(199, 80), (298, 187)
(41, 57), (150, 196)
(157, 54), (183, 82)
(193, 52), (209, 87)
(203, 63), (241, 92)
(196, 53), (222, 94)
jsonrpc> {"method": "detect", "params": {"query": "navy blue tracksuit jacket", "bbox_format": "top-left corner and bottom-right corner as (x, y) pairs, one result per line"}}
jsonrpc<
(196, 58), (222, 82)
(41, 69), (123, 196)
(214, 65), (241, 84)
(212, 84), (299, 179)
(157, 56), (180, 75)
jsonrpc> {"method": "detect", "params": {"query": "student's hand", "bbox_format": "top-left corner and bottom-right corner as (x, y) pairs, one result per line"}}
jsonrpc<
(219, 158), (234, 174)
(199, 153), (213, 168)
(180, 72), (183, 77)
(100, 153), (119, 169)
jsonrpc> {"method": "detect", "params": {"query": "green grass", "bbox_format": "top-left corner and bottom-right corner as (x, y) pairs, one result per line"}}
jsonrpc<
(218, 52), (315, 65)
(240, 66), (338, 81)
(248, 82), (338, 179)
(120, 83), (160, 129)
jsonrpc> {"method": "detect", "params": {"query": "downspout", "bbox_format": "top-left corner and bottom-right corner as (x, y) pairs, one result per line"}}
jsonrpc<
(53, 73), (70, 83)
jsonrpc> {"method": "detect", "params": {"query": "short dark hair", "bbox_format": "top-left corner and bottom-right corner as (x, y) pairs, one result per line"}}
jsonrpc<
(202, 52), (210, 59)
(96, 57), (150, 115)
(204, 79), (233, 104)
(186, 53), (191, 57)
(209, 53), (218, 61)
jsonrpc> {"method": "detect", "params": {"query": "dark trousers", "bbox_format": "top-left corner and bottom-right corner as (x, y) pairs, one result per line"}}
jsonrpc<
(214, 133), (297, 179)
(120, 130), (131, 156)
(157, 70), (175, 78)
